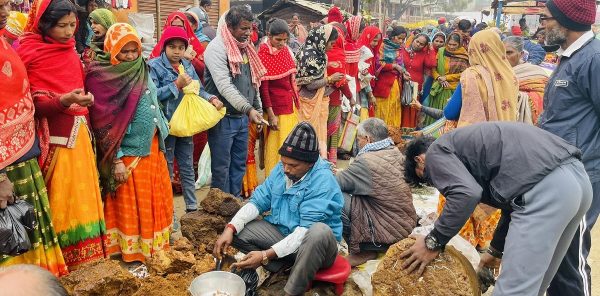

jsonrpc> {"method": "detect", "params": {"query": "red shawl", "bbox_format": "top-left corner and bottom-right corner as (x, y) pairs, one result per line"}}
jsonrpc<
(18, 25), (86, 166)
(0, 37), (35, 170)
(327, 23), (347, 79)
(150, 12), (205, 59)
(358, 26), (382, 84)
(257, 42), (296, 81)
(344, 16), (362, 65)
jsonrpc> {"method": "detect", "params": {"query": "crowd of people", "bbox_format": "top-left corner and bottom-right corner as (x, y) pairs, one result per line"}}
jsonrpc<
(0, 0), (599, 295)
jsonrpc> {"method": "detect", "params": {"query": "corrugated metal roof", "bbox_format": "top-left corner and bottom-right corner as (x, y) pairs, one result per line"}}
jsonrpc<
(257, 0), (351, 18)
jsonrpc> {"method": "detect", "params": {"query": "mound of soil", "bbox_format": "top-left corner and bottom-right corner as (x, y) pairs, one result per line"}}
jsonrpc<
(132, 275), (189, 296)
(372, 238), (480, 296)
(201, 188), (243, 217)
(172, 237), (195, 253)
(146, 249), (196, 275)
(181, 210), (228, 248)
(60, 259), (140, 296)
(194, 253), (217, 275)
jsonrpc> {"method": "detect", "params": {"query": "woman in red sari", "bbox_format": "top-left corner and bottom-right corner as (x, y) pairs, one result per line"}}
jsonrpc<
(357, 26), (382, 119)
(150, 11), (206, 81)
(401, 33), (436, 130)
(344, 16), (363, 101)
(326, 22), (354, 164)
(17, 0), (107, 269)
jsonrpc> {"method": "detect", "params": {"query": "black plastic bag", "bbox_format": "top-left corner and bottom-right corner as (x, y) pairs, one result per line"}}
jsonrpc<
(233, 267), (259, 296)
(0, 199), (36, 256)
(477, 267), (496, 293)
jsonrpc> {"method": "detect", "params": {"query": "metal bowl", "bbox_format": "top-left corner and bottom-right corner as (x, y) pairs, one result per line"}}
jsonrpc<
(188, 271), (246, 296)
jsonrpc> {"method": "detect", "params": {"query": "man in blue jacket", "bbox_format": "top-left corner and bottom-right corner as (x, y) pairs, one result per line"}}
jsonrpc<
(213, 122), (343, 296)
(539, 0), (600, 295)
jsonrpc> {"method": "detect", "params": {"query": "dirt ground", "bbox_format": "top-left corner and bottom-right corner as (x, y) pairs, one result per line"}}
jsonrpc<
(174, 159), (599, 295)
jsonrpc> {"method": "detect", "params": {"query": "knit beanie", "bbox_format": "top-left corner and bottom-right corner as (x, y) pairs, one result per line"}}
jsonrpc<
(328, 6), (343, 24)
(279, 122), (320, 163)
(546, 0), (596, 32)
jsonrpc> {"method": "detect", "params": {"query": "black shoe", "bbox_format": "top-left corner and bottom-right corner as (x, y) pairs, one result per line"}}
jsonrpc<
(185, 208), (197, 213)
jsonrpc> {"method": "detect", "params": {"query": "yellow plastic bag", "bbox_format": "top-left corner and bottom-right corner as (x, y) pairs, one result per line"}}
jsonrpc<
(169, 65), (226, 137)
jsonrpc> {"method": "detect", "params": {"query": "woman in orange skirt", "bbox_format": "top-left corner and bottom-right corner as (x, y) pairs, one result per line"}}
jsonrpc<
(87, 23), (173, 262)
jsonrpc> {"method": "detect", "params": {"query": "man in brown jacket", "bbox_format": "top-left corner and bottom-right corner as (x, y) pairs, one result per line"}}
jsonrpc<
(336, 118), (418, 266)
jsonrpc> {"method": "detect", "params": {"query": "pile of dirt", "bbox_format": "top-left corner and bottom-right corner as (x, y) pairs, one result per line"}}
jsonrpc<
(194, 253), (217, 275)
(181, 189), (244, 252)
(201, 188), (243, 216)
(172, 236), (195, 253)
(180, 210), (228, 248)
(372, 238), (480, 296)
(60, 259), (140, 296)
(132, 275), (187, 296)
(146, 249), (196, 275)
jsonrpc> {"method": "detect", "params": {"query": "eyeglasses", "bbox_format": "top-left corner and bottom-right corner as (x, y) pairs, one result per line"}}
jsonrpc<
(539, 16), (555, 21)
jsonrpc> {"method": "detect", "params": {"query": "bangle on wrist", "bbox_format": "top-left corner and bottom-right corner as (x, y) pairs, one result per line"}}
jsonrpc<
(226, 224), (237, 234)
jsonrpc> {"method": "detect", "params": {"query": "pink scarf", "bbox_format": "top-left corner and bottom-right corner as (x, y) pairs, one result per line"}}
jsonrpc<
(217, 12), (266, 89)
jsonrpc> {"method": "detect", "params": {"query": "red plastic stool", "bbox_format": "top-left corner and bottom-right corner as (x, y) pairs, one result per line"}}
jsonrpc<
(308, 255), (352, 295)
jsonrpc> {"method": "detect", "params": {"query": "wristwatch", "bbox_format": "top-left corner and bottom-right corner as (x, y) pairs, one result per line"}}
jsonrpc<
(487, 246), (503, 259)
(261, 250), (269, 266)
(425, 233), (444, 252)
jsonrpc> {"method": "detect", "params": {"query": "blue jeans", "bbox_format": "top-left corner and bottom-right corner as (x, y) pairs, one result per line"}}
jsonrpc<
(165, 135), (197, 211)
(208, 116), (248, 197)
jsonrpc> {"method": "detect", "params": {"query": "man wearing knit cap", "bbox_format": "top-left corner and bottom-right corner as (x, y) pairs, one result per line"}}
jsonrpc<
(213, 122), (344, 296)
(537, 0), (600, 295)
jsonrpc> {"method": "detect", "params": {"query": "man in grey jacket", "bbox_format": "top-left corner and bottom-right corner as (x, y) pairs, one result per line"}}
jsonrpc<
(204, 5), (265, 197)
(538, 1), (600, 294)
(401, 122), (591, 296)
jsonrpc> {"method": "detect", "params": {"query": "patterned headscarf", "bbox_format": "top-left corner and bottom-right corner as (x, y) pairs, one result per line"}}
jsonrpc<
(345, 15), (362, 42)
(458, 30), (518, 127)
(4, 12), (28, 40)
(344, 15), (362, 64)
(296, 25), (334, 86)
(104, 23), (142, 65)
